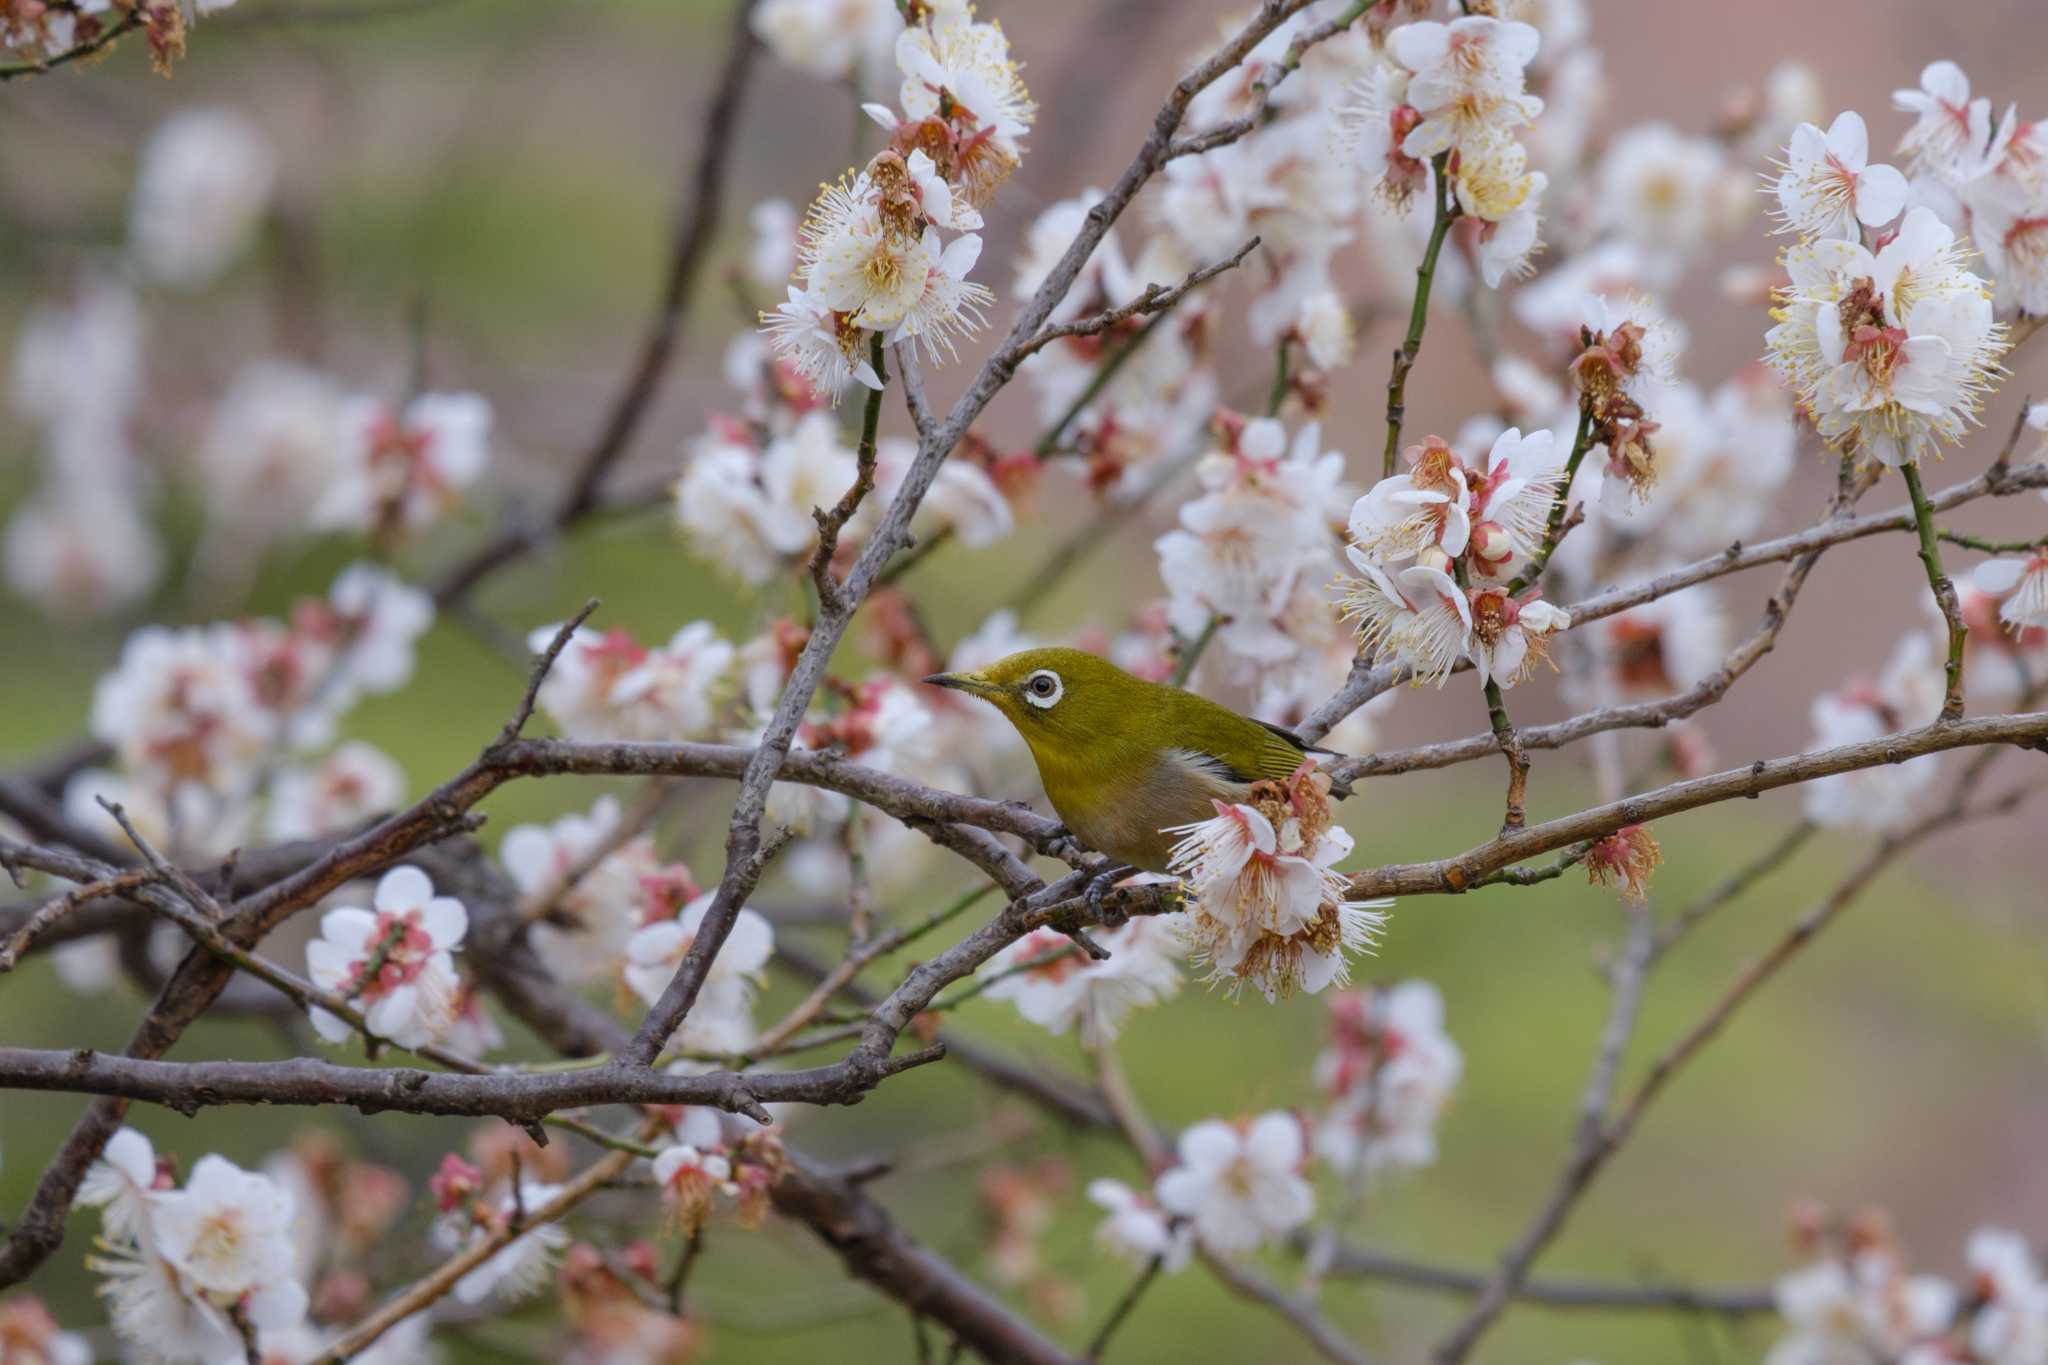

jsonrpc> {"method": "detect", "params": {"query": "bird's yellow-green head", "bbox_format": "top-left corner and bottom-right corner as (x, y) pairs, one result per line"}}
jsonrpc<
(922, 646), (1135, 753)
(924, 647), (1318, 871)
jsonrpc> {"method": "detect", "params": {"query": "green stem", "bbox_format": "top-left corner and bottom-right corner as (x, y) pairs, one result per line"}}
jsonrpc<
(1937, 528), (2048, 555)
(1034, 307), (1176, 459)
(1383, 153), (1458, 479)
(1267, 338), (1292, 417)
(1085, 1254), (1167, 1360)
(1481, 676), (1528, 831)
(1505, 400), (1596, 596)
(1469, 842), (1595, 890)
(1902, 462), (1968, 720)
(1168, 614), (1221, 688)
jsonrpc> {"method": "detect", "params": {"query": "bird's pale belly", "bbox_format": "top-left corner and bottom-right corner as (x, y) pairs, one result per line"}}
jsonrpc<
(1050, 753), (1248, 873)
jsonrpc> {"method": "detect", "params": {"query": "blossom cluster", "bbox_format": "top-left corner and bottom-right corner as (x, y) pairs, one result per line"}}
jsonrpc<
(762, 0), (1031, 396)
(1084, 981), (1462, 1275)
(1337, 426), (1571, 687)
(4, 104), (496, 620)
(1766, 1211), (2048, 1365)
(1165, 763), (1388, 1001)
(79, 1128), (311, 1364)
(1764, 82), (2011, 468)
(66, 562), (429, 865)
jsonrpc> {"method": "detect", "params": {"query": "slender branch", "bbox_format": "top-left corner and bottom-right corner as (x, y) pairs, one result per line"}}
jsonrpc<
(1506, 400), (1595, 595)
(0, 10), (140, 80)
(1011, 236), (1259, 369)
(311, 1131), (650, 1364)
(430, 0), (761, 603)
(1432, 903), (1654, 1363)
(1084, 1255), (1166, 1360)
(1034, 308), (1177, 459)
(1383, 153), (1458, 478)
(1337, 709), (2048, 899)
(1647, 819), (1815, 966)
(1201, 1249), (1379, 1365)
(1167, 615), (1221, 688)
(1903, 462), (1969, 720)
(811, 335), (889, 612)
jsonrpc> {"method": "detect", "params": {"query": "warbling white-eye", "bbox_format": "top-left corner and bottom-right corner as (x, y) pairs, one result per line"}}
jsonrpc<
(923, 647), (1323, 873)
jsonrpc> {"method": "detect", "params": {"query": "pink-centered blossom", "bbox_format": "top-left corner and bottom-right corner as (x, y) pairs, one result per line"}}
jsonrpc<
(305, 866), (469, 1050)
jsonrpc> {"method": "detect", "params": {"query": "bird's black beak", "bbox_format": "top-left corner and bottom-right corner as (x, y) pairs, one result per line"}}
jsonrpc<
(923, 670), (996, 696)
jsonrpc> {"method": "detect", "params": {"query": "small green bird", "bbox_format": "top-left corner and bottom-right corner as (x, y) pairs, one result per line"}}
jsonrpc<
(923, 646), (1320, 873)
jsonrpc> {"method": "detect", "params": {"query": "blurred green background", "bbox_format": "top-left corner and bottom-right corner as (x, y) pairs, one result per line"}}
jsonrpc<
(4, 1), (2046, 1362)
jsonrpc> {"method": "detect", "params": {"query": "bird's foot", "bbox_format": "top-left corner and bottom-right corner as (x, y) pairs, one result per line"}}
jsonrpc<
(1082, 862), (1137, 921)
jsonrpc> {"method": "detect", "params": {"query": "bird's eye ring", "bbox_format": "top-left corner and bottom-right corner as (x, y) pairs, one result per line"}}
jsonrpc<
(1023, 670), (1063, 709)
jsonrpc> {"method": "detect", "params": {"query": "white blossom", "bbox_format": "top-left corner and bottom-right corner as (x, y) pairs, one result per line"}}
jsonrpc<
(447, 1184), (571, 1305)
(128, 108), (277, 288)
(1314, 981), (1463, 1176)
(525, 620), (735, 741)
(1974, 554), (2048, 631)
(1772, 111), (1909, 240)
(981, 919), (1182, 1046)
(1802, 632), (1945, 832)
(264, 741), (406, 842)
(304, 865), (469, 1049)
(500, 795), (663, 985)
(752, 0), (899, 82)
(1153, 1114), (1314, 1255)
(313, 391), (493, 535)
(623, 893), (775, 1054)
(1765, 206), (2007, 467)
(1087, 1179), (1191, 1272)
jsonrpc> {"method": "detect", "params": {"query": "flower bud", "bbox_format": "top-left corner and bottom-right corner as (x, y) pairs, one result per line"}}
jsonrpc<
(1469, 520), (1515, 567)
(1414, 543), (1452, 575)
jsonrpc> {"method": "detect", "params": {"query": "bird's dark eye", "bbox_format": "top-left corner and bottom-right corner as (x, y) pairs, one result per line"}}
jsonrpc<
(1022, 670), (1063, 709)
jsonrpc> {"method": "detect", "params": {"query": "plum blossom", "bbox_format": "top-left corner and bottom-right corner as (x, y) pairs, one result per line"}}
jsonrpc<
(1387, 16), (1543, 161)
(751, 0), (899, 82)
(1766, 205), (2007, 467)
(623, 893), (775, 1053)
(1155, 415), (1351, 665)
(1892, 61), (1998, 186)
(1167, 765), (1388, 1001)
(1467, 588), (1569, 689)
(1974, 554), (2048, 632)
(1314, 981), (1463, 1176)
(1587, 586), (1729, 703)
(889, 0), (1035, 207)
(1772, 111), (1909, 240)
(981, 918), (1182, 1046)
(313, 391), (493, 536)
(1592, 122), (1738, 284)
(304, 866), (470, 1050)
(1346, 437), (1472, 567)
(1802, 633), (1945, 832)
(78, 1126), (163, 1247)
(500, 795), (665, 985)
(1966, 1228), (2048, 1365)
(264, 741), (405, 842)
(676, 410), (860, 583)
(526, 620), (735, 741)
(127, 108), (277, 288)
(87, 1148), (309, 1365)
(3, 481), (162, 618)
(1087, 1179), (1191, 1272)
(196, 361), (346, 543)
(445, 1183), (572, 1305)
(651, 1144), (736, 1232)
(1766, 1239), (1955, 1365)
(1294, 289), (1354, 371)
(1336, 559), (1473, 687)
(1154, 1113), (1314, 1255)
(91, 624), (277, 796)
